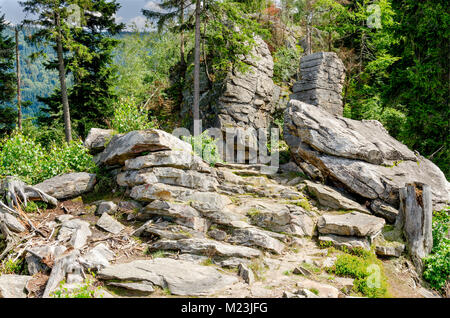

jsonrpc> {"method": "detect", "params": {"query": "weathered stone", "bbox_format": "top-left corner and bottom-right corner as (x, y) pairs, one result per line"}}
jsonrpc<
(304, 180), (369, 213)
(319, 234), (370, 251)
(334, 277), (354, 293)
(108, 281), (154, 293)
(284, 100), (450, 208)
(2, 213), (26, 233)
(293, 266), (312, 276)
(99, 129), (192, 166)
(96, 201), (118, 216)
(43, 250), (81, 298)
(135, 221), (204, 240)
(296, 288), (320, 298)
(187, 192), (232, 212)
(375, 243), (405, 258)
(98, 258), (238, 296)
(370, 200), (399, 223)
(130, 183), (195, 202)
(208, 229), (227, 241)
(291, 52), (346, 116)
(142, 200), (207, 232)
(0, 275), (32, 298)
(124, 150), (212, 173)
(116, 169), (158, 187)
(84, 128), (115, 154)
(296, 279), (340, 298)
(96, 213), (125, 234)
(35, 173), (96, 200)
(25, 244), (67, 275)
(228, 227), (285, 254)
(58, 218), (92, 249)
(148, 238), (261, 259)
(318, 212), (385, 237)
(79, 243), (115, 270)
(238, 263), (255, 284)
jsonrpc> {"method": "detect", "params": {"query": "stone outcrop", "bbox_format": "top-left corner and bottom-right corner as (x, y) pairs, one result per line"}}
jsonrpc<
(285, 99), (450, 211)
(35, 172), (96, 200)
(318, 212), (385, 238)
(84, 128), (115, 154)
(291, 52), (346, 116)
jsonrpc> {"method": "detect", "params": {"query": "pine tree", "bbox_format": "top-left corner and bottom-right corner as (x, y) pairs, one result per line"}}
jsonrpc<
(0, 12), (16, 135)
(38, 0), (125, 138)
(20, 0), (76, 142)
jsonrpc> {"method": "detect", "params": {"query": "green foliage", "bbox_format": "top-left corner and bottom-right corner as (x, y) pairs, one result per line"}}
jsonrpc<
(0, 258), (27, 275)
(182, 131), (222, 167)
(423, 209), (450, 292)
(327, 251), (390, 298)
(0, 132), (96, 184)
(273, 45), (302, 84)
(51, 276), (102, 298)
(111, 97), (158, 134)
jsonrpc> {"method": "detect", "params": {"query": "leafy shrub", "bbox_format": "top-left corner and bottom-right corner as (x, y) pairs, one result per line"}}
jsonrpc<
(111, 97), (158, 134)
(327, 252), (390, 298)
(1, 258), (27, 275)
(182, 131), (222, 166)
(0, 133), (96, 184)
(423, 209), (450, 291)
(51, 277), (102, 298)
(273, 45), (302, 84)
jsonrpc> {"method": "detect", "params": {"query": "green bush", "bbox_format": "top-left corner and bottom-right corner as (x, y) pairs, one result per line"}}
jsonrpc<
(182, 131), (222, 167)
(328, 252), (390, 298)
(111, 97), (158, 134)
(0, 133), (96, 185)
(423, 209), (450, 291)
(273, 45), (302, 84)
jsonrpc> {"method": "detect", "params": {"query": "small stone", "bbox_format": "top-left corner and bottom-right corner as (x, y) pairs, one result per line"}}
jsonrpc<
(293, 266), (312, 276)
(208, 229), (227, 241)
(96, 201), (118, 216)
(96, 213), (125, 234)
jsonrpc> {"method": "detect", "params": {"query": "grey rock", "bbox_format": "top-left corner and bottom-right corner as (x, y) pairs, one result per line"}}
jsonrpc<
(130, 183), (195, 202)
(96, 213), (125, 234)
(370, 200), (399, 223)
(25, 244), (67, 275)
(108, 281), (154, 293)
(84, 128), (115, 154)
(43, 250), (81, 298)
(79, 243), (115, 270)
(304, 180), (369, 213)
(96, 201), (118, 216)
(148, 238), (261, 259)
(319, 234), (370, 251)
(98, 258), (238, 296)
(125, 150), (212, 173)
(375, 243), (405, 258)
(228, 227), (285, 254)
(0, 275), (32, 298)
(293, 266), (312, 276)
(291, 52), (346, 115)
(318, 212), (385, 237)
(35, 173), (96, 200)
(208, 229), (227, 241)
(2, 213), (26, 233)
(58, 218), (92, 249)
(238, 263), (255, 284)
(99, 129), (192, 166)
(135, 221), (203, 240)
(284, 100), (450, 208)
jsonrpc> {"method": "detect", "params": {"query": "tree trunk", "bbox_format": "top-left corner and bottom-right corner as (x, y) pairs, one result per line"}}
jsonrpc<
(15, 27), (22, 131)
(396, 183), (433, 273)
(193, 0), (201, 136)
(180, 1), (186, 69)
(56, 13), (72, 143)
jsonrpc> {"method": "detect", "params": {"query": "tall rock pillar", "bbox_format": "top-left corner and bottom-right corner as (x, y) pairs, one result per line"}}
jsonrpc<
(291, 52), (346, 116)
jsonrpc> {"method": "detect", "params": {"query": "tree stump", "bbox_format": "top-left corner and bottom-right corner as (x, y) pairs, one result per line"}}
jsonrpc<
(396, 183), (433, 273)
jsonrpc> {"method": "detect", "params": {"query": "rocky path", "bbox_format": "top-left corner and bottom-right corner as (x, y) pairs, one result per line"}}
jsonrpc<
(0, 129), (442, 299)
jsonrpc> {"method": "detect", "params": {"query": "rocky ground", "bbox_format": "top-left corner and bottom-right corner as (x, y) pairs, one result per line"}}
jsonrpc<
(0, 129), (443, 298)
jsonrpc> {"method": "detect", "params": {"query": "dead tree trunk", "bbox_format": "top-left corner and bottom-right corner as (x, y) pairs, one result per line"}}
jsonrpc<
(396, 183), (433, 273)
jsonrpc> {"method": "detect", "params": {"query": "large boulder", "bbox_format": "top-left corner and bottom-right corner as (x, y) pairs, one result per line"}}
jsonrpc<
(98, 129), (192, 166)
(0, 275), (32, 298)
(317, 212), (385, 238)
(285, 100), (450, 210)
(98, 258), (238, 296)
(35, 172), (96, 200)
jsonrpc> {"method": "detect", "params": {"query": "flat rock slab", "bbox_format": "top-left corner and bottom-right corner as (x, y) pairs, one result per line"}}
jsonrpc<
(96, 213), (125, 234)
(57, 218), (92, 249)
(375, 243), (405, 258)
(108, 281), (154, 293)
(304, 180), (369, 213)
(318, 212), (385, 237)
(228, 227), (286, 254)
(149, 238), (262, 259)
(35, 172), (96, 200)
(98, 258), (238, 296)
(0, 275), (32, 298)
(319, 234), (370, 251)
(99, 129), (192, 166)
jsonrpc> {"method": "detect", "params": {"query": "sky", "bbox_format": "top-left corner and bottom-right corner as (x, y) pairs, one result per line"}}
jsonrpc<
(0, 0), (163, 30)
